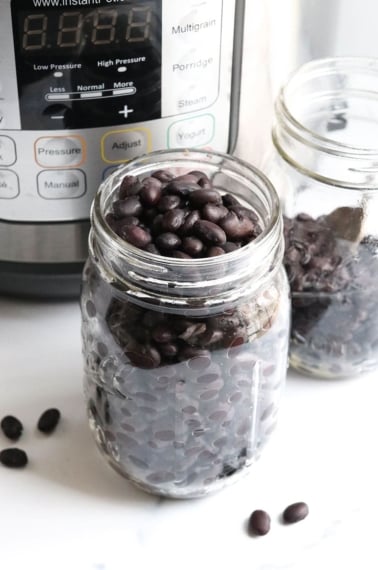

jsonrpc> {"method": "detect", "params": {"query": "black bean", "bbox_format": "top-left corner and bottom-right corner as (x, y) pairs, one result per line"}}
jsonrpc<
(1, 415), (23, 441)
(180, 210), (201, 235)
(159, 343), (178, 357)
(151, 169), (174, 182)
(248, 510), (271, 536)
(230, 205), (259, 224)
(282, 502), (309, 524)
(161, 209), (186, 232)
(157, 195), (181, 212)
(139, 178), (162, 206)
(126, 345), (161, 369)
(0, 448), (28, 468)
(112, 197), (143, 218)
(155, 232), (182, 251)
(193, 220), (226, 246)
(223, 241), (240, 253)
(165, 181), (200, 196)
(37, 408), (61, 434)
(119, 175), (141, 198)
(171, 250), (192, 259)
(202, 204), (228, 223)
(219, 211), (255, 240)
(207, 246), (225, 257)
(121, 226), (152, 249)
(145, 243), (160, 255)
(222, 193), (240, 207)
(182, 236), (204, 256)
(152, 324), (175, 343)
(189, 189), (222, 207)
(117, 216), (139, 229)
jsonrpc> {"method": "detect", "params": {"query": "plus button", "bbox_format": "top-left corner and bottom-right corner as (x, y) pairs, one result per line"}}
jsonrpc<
(118, 105), (134, 119)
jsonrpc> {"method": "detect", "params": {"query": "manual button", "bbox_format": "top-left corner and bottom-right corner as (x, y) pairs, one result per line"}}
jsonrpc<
(37, 169), (86, 200)
(35, 135), (86, 168)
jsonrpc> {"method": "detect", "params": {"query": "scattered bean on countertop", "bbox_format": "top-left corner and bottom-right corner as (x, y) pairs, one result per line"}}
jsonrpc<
(282, 501), (309, 524)
(1, 415), (23, 441)
(248, 509), (271, 536)
(37, 408), (61, 434)
(0, 448), (28, 468)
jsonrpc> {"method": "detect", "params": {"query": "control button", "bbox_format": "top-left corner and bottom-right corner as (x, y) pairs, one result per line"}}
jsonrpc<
(0, 136), (16, 166)
(37, 169), (86, 200)
(80, 91), (102, 99)
(42, 104), (73, 126)
(168, 114), (214, 148)
(101, 128), (152, 164)
(45, 93), (71, 101)
(113, 87), (136, 96)
(118, 105), (134, 119)
(35, 135), (86, 168)
(0, 169), (19, 199)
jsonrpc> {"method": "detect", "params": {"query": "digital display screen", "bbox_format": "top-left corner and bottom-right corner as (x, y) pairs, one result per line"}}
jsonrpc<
(15, 1), (158, 54)
(11, 0), (162, 130)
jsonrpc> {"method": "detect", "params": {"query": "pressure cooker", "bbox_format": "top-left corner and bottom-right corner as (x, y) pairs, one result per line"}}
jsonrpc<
(0, 0), (288, 298)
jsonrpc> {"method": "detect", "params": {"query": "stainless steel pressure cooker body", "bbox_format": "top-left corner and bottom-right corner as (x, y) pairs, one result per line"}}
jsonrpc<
(0, 0), (246, 297)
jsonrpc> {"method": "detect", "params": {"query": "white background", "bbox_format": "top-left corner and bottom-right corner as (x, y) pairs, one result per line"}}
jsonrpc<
(1, 297), (377, 570)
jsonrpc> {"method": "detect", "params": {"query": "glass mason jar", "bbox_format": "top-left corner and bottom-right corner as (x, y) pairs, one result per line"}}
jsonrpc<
(270, 57), (378, 378)
(80, 149), (290, 499)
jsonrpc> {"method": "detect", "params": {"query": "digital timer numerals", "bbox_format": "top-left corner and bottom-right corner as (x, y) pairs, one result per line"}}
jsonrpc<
(22, 6), (152, 51)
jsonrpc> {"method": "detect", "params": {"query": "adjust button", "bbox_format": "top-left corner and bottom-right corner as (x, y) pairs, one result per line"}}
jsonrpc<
(37, 169), (86, 200)
(35, 135), (86, 168)
(0, 136), (16, 166)
(101, 128), (152, 164)
(0, 169), (19, 199)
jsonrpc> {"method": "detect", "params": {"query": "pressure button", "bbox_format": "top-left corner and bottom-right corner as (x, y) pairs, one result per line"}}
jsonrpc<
(35, 136), (86, 168)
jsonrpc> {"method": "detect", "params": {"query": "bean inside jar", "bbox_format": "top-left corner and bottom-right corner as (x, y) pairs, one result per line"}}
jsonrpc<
(105, 170), (262, 258)
(81, 153), (289, 499)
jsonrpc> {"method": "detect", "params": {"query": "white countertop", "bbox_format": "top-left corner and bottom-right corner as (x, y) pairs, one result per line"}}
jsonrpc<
(1, 297), (377, 570)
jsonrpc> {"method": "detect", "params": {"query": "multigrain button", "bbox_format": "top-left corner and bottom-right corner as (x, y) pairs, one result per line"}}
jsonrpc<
(0, 136), (16, 166)
(0, 169), (19, 199)
(37, 169), (86, 199)
(101, 128), (151, 164)
(35, 135), (86, 168)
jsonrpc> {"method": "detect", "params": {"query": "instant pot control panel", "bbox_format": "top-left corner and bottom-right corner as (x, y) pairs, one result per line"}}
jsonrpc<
(0, 0), (240, 222)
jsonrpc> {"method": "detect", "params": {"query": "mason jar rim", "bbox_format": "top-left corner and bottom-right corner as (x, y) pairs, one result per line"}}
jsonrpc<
(92, 148), (282, 272)
(275, 56), (378, 159)
(89, 149), (284, 306)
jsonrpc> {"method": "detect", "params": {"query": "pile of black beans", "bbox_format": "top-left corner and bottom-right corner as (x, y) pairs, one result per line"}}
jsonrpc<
(105, 169), (262, 257)
(81, 168), (289, 498)
(284, 212), (378, 376)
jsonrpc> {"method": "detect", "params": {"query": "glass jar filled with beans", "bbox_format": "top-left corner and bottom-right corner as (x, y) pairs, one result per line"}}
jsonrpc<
(270, 57), (378, 378)
(80, 149), (290, 498)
